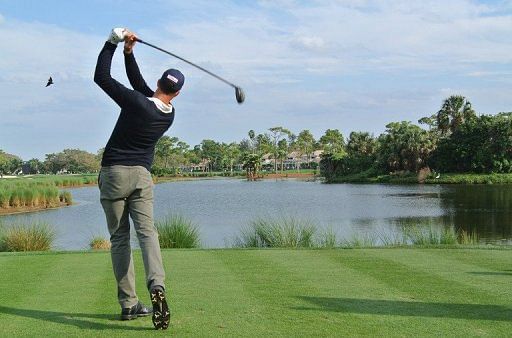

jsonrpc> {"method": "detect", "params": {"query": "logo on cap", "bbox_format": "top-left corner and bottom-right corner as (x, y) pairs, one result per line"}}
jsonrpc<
(166, 74), (179, 84)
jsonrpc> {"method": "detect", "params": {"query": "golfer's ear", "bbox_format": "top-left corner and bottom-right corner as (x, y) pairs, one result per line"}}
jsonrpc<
(174, 90), (180, 97)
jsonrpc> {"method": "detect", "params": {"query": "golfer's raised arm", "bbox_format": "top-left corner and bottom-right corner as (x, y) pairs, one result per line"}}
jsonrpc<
(94, 28), (140, 108)
(124, 33), (154, 97)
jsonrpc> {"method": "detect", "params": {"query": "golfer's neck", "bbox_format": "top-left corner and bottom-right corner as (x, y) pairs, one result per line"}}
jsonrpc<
(153, 91), (172, 105)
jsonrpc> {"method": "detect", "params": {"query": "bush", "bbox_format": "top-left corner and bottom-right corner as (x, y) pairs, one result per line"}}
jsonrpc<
(156, 214), (201, 248)
(0, 222), (55, 252)
(89, 236), (111, 250)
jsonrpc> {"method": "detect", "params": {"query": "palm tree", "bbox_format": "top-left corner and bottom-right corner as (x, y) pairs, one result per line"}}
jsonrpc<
(436, 95), (475, 135)
(242, 153), (261, 181)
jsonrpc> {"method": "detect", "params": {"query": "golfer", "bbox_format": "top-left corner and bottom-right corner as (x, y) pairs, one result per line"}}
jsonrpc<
(94, 27), (183, 330)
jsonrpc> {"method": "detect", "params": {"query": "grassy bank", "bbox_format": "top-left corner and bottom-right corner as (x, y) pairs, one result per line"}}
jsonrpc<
(327, 172), (512, 184)
(0, 175), (96, 213)
(1, 248), (512, 337)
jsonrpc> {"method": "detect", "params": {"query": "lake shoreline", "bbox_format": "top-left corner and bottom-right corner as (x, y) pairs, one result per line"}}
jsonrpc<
(326, 172), (512, 184)
(0, 202), (74, 216)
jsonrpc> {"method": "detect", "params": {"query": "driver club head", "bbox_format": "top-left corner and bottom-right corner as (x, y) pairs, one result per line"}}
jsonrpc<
(235, 87), (245, 104)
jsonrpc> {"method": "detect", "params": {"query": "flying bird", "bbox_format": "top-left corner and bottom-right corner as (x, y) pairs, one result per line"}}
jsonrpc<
(46, 77), (53, 87)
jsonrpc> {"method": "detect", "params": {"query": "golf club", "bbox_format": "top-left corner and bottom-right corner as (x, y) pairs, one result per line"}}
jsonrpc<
(135, 38), (245, 104)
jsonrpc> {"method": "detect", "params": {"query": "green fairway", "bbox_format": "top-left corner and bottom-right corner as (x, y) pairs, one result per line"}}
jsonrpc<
(1, 248), (512, 337)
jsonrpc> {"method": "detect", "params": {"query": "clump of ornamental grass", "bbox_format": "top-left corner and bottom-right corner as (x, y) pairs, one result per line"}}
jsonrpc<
(458, 228), (479, 245)
(378, 230), (409, 247)
(156, 214), (201, 248)
(89, 236), (111, 250)
(404, 225), (458, 245)
(0, 222), (55, 252)
(340, 232), (378, 248)
(59, 191), (73, 206)
(317, 226), (339, 248)
(234, 216), (317, 248)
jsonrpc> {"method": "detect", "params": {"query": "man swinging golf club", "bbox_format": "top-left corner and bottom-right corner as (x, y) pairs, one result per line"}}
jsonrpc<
(94, 27), (183, 330)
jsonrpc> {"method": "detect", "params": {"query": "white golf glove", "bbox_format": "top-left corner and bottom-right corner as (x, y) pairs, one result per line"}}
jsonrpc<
(107, 28), (127, 45)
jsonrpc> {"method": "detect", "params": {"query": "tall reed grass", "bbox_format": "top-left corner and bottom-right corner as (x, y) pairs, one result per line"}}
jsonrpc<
(340, 233), (378, 248)
(404, 226), (458, 245)
(0, 222), (55, 252)
(234, 217), (483, 249)
(0, 175), (93, 210)
(0, 183), (61, 209)
(234, 216), (317, 248)
(155, 214), (201, 248)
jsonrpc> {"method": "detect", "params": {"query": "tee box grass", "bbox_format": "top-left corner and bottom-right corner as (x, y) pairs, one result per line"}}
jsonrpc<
(1, 248), (512, 337)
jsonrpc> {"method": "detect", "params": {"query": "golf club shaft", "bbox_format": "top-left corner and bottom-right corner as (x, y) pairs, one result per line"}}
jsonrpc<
(136, 38), (237, 89)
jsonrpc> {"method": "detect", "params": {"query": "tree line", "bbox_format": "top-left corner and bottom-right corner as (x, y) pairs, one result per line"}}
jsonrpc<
(320, 95), (512, 182)
(2, 95), (508, 178)
(0, 127), (343, 176)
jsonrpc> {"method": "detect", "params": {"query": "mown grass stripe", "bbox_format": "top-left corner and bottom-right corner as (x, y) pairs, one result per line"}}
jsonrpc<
(364, 249), (512, 302)
(160, 250), (270, 337)
(263, 249), (512, 337)
(212, 249), (439, 337)
(330, 249), (512, 336)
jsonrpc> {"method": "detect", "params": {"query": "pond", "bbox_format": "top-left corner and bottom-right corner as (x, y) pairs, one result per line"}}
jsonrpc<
(1, 179), (511, 250)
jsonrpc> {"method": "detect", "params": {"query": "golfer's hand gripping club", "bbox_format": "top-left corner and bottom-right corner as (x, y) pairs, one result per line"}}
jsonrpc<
(108, 27), (128, 45)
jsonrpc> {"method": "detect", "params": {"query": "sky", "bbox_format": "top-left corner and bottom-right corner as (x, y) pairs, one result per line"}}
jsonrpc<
(0, 0), (512, 160)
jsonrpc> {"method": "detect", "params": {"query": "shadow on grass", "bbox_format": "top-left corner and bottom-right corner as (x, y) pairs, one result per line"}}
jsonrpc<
(467, 271), (512, 276)
(0, 306), (152, 331)
(295, 297), (512, 321)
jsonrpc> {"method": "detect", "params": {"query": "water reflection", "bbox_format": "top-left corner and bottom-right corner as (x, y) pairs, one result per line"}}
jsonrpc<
(383, 185), (512, 244)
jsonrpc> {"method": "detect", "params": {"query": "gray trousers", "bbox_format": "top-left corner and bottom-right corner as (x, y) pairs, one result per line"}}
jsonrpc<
(99, 165), (165, 308)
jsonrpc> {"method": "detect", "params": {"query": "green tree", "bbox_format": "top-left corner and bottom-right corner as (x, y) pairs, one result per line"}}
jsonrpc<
(155, 136), (177, 169)
(0, 151), (22, 177)
(256, 133), (272, 156)
(24, 158), (43, 174)
(222, 142), (241, 173)
(200, 139), (223, 172)
(430, 113), (512, 173)
(378, 121), (436, 173)
(296, 130), (316, 170)
(319, 129), (345, 155)
(268, 127), (291, 172)
(44, 149), (99, 174)
(277, 139), (289, 172)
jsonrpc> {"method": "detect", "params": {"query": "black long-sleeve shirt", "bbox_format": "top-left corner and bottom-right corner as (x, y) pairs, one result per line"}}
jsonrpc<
(94, 42), (174, 171)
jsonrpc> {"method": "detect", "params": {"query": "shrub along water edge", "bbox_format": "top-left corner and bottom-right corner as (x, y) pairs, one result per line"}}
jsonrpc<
(234, 218), (483, 249)
(0, 222), (55, 252)
(89, 236), (111, 250)
(234, 216), (317, 248)
(156, 214), (201, 249)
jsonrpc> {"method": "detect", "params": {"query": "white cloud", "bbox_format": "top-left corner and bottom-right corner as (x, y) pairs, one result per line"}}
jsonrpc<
(292, 35), (326, 50)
